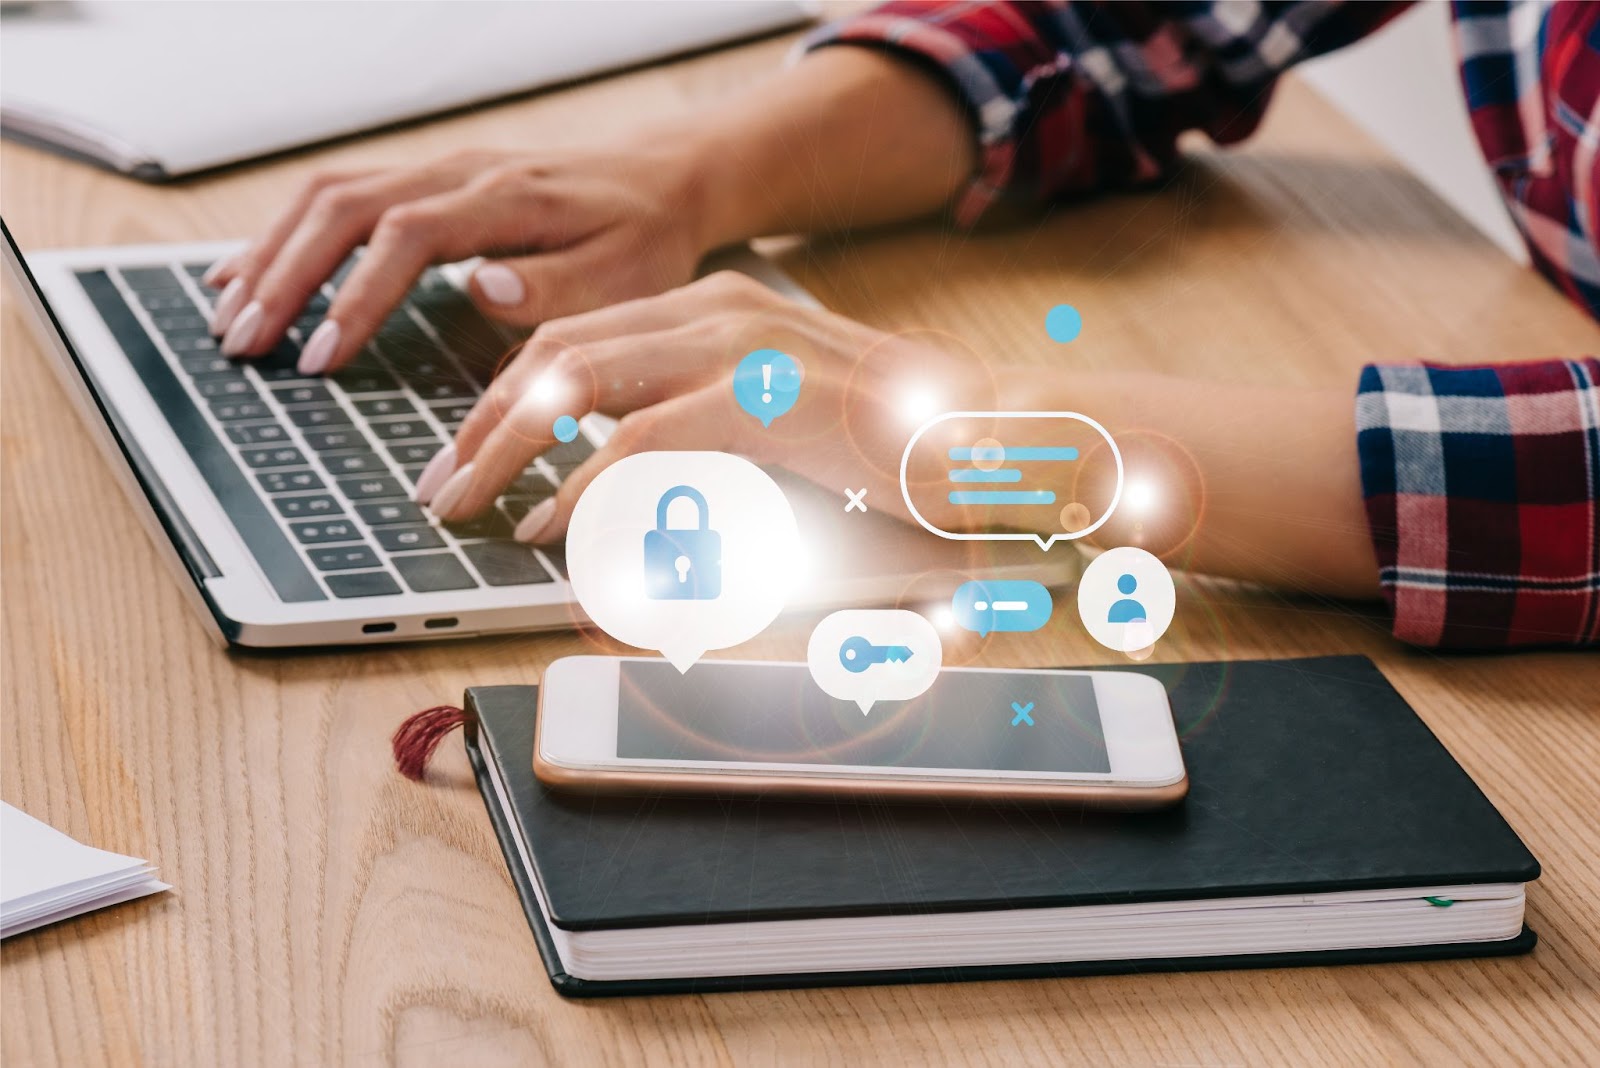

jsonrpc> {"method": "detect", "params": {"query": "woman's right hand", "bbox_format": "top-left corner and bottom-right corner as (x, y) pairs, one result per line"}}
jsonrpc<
(204, 141), (720, 375)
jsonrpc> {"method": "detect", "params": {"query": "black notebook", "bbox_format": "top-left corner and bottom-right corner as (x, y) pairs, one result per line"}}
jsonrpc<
(462, 656), (1539, 997)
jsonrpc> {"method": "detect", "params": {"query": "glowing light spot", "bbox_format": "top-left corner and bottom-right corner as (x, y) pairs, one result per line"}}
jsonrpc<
(970, 437), (1005, 472)
(899, 385), (942, 426)
(1124, 478), (1157, 513)
(1059, 501), (1092, 532)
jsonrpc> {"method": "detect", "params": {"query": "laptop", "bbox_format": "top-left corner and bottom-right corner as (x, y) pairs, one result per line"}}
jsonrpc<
(0, 1), (816, 180)
(4, 222), (1070, 647)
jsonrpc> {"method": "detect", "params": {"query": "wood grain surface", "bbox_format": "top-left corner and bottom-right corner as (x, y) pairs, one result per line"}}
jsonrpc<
(4, 17), (1599, 1068)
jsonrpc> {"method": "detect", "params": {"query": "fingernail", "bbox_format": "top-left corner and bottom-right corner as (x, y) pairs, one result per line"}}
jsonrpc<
(412, 442), (458, 504)
(298, 320), (340, 375)
(221, 300), (263, 355)
(210, 277), (248, 334)
(474, 264), (525, 306)
(201, 253), (238, 288)
(514, 498), (557, 543)
(428, 462), (476, 518)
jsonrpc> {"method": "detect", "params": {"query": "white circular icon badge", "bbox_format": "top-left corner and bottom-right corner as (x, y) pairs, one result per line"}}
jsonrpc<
(1076, 546), (1176, 653)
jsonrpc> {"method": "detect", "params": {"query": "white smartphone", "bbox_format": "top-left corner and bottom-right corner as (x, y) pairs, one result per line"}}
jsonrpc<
(535, 657), (1188, 809)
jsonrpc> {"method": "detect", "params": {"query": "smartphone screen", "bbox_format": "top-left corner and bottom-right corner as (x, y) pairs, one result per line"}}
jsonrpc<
(616, 661), (1110, 774)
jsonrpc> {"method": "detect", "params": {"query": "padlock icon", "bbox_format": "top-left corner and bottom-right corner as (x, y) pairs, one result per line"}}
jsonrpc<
(642, 485), (722, 600)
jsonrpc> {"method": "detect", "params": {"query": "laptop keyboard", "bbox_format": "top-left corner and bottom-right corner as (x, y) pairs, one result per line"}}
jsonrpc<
(75, 259), (586, 602)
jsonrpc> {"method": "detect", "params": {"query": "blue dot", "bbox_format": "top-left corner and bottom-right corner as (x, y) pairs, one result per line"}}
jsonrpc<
(1046, 304), (1082, 343)
(1117, 573), (1138, 594)
(552, 415), (579, 443)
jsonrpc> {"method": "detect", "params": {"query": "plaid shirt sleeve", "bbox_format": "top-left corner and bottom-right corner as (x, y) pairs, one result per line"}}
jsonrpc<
(1356, 360), (1600, 649)
(802, 0), (1410, 223)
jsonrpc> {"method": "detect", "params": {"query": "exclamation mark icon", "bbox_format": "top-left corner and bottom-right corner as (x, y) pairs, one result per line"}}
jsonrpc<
(761, 363), (772, 404)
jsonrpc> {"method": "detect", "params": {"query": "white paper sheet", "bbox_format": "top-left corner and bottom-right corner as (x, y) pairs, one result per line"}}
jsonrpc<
(1, 801), (169, 939)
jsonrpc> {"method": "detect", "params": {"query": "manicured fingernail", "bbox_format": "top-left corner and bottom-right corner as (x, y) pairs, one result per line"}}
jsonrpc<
(474, 264), (525, 306)
(201, 253), (239, 288)
(514, 498), (557, 543)
(210, 277), (248, 334)
(428, 462), (476, 518)
(221, 300), (263, 355)
(298, 320), (340, 375)
(412, 442), (458, 504)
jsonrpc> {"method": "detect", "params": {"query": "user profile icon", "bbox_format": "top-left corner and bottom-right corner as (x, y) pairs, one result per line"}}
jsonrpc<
(1077, 547), (1175, 653)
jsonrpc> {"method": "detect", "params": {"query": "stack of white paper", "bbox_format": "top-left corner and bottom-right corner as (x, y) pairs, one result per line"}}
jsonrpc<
(1, 801), (169, 939)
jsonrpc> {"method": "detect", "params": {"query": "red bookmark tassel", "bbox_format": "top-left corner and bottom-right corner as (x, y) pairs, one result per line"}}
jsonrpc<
(393, 704), (470, 782)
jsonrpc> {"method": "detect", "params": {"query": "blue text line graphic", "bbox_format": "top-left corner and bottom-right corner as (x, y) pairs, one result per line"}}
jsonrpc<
(948, 469), (1022, 483)
(949, 490), (1057, 506)
(948, 446), (1080, 462)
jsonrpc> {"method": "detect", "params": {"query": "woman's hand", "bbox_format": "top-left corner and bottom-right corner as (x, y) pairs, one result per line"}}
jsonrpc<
(204, 143), (716, 374)
(416, 271), (998, 541)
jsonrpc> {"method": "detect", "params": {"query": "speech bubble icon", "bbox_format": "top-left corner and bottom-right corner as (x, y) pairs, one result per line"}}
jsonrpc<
(566, 451), (802, 672)
(733, 348), (803, 428)
(807, 609), (942, 714)
(899, 411), (1124, 551)
(951, 580), (1054, 637)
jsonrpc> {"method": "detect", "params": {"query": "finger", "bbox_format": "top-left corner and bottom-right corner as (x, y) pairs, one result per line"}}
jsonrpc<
(283, 177), (572, 373)
(514, 387), (739, 544)
(203, 170), (371, 331)
(218, 167), (487, 359)
(421, 324), (731, 510)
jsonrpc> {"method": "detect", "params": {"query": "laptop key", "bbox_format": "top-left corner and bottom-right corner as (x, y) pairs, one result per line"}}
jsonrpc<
(325, 571), (402, 598)
(373, 525), (445, 552)
(253, 341), (305, 382)
(290, 519), (360, 544)
(181, 354), (234, 376)
(309, 545), (382, 571)
(138, 292), (195, 312)
(502, 495), (552, 524)
(354, 396), (419, 420)
(428, 400), (475, 424)
(445, 509), (513, 541)
(166, 334), (221, 354)
(275, 494), (343, 519)
(323, 451), (387, 476)
(461, 541), (553, 586)
(120, 267), (181, 290)
(386, 441), (442, 466)
(259, 469), (324, 494)
(287, 406), (353, 430)
(196, 377), (257, 399)
(211, 399), (272, 422)
(540, 435), (596, 467)
(336, 475), (407, 500)
(330, 364), (401, 395)
(270, 382), (334, 406)
(301, 428), (366, 453)
(226, 423), (291, 446)
(152, 313), (209, 334)
(369, 418), (436, 442)
(356, 501), (426, 526)
(393, 552), (477, 592)
(241, 446), (306, 468)
(183, 264), (212, 280)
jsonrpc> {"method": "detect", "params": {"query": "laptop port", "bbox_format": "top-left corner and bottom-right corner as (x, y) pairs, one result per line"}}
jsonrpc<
(362, 622), (397, 634)
(424, 617), (459, 630)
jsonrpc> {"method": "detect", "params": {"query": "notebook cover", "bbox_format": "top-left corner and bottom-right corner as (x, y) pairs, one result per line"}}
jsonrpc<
(463, 656), (1539, 997)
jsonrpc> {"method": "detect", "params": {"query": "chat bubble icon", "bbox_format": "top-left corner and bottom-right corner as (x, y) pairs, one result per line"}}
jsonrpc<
(733, 348), (803, 427)
(951, 580), (1053, 636)
(807, 609), (942, 714)
(566, 451), (802, 672)
(899, 411), (1124, 551)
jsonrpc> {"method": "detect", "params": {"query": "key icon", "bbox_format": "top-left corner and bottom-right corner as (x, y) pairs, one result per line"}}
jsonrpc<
(838, 635), (915, 673)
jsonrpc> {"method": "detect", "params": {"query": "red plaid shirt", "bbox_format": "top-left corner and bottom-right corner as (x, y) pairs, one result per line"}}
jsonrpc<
(807, 1), (1600, 649)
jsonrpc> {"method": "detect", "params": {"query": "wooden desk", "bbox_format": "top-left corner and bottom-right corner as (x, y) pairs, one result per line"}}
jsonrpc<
(4, 20), (1598, 1067)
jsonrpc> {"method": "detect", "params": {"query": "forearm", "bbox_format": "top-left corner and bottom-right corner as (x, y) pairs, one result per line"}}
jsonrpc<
(1004, 373), (1380, 599)
(671, 47), (976, 249)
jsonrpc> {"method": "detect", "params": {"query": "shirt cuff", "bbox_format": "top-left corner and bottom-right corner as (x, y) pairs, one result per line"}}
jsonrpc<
(1355, 360), (1600, 649)
(798, 12), (1024, 227)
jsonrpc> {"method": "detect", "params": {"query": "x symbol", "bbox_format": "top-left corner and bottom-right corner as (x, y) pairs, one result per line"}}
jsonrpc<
(844, 488), (868, 513)
(1010, 701), (1035, 726)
